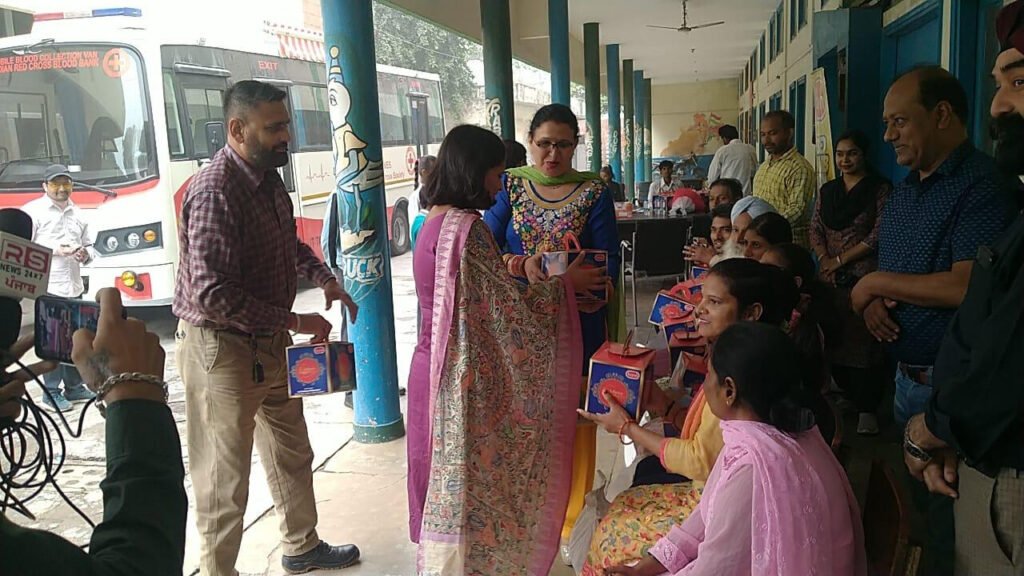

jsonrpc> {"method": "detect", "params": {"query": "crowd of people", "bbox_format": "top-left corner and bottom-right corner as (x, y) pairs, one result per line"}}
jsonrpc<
(401, 4), (1024, 573)
(3, 2), (1024, 575)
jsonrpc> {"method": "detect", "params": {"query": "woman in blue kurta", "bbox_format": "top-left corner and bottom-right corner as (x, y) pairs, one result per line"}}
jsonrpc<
(483, 103), (621, 543)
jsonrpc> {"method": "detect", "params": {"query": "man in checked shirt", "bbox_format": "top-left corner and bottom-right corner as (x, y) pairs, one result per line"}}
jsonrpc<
(173, 80), (361, 575)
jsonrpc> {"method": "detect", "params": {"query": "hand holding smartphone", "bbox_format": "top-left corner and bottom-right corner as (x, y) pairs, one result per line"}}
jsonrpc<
(34, 295), (125, 364)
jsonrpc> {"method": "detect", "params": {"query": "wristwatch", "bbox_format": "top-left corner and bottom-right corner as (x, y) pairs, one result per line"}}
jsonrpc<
(903, 424), (932, 463)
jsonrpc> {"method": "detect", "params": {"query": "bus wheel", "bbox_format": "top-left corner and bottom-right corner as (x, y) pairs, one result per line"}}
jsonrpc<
(390, 202), (410, 256)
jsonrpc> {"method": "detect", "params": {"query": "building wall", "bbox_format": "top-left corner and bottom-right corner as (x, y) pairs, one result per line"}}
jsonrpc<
(736, 0), (1006, 171)
(651, 79), (738, 159)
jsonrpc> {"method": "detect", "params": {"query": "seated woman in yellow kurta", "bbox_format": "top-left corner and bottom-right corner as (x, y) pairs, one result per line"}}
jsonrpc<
(578, 259), (803, 574)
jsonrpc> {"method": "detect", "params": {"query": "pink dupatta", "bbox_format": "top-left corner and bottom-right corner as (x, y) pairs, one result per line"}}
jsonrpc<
(715, 421), (866, 575)
(418, 210), (583, 575)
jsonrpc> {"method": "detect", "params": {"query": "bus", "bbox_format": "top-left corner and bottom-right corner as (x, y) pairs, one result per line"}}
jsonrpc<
(0, 7), (445, 306)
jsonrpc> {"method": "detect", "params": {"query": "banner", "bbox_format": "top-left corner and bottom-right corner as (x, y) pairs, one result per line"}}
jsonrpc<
(811, 68), (835, 184)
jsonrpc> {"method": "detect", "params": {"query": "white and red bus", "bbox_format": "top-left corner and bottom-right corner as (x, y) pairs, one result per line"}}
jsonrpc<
(0, 8), (444, 305)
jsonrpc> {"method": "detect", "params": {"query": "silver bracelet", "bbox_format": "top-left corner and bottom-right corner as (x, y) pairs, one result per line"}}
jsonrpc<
(96, 372), (168, 417)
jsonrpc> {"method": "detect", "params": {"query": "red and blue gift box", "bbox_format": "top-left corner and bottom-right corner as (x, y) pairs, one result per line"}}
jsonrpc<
(586, 340), (655, 421)
(287, 341), (357, 398)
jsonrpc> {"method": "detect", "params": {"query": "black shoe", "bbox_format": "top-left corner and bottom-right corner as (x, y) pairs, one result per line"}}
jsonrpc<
(282, 541), (360, 574)
(344, 392), (353, 409)
(399, 386), (407, 396)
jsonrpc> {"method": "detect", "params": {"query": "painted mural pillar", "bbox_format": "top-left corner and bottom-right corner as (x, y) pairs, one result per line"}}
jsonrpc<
(481, 0), (515, 139)
(548, 0), (570, 105)
(606, 44), (622, 181)
(321, 0), (404, 443)
(584, 22), (601, 172)
(644, 77), (653, 172)
(622, 59), (635, 200)
(633, 69), (646, 187)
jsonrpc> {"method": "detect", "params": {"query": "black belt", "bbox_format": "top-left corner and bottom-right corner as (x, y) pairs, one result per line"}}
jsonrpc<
(897, 362), (932, 386)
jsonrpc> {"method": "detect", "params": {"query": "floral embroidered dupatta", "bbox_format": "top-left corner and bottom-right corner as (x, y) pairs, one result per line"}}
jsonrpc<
(418, 210), (583, 575)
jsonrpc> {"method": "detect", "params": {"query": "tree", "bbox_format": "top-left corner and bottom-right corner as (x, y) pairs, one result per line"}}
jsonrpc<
(373, 2), (481, 126)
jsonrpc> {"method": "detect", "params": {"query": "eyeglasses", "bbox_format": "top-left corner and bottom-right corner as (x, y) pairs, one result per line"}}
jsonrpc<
(534, 139), (576, 151)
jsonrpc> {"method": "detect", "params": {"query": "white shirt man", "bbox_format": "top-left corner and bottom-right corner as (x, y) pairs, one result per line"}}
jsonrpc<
(22, 165), (94, 299)
(647, 161), (678, 208)
(707, 125), (758, 196)
(21, 164), (96, 410)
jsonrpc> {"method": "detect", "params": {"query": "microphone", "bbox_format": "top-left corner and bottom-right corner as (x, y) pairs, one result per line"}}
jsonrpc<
(0, 208), (51, 350)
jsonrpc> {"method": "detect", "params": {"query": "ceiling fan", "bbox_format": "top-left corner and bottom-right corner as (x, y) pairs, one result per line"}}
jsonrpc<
(647, 0), (725, 33)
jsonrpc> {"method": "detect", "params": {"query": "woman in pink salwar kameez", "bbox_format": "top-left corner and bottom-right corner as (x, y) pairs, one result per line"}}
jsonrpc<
(607, 322), (867, 576)
(406, 125), (606, 575)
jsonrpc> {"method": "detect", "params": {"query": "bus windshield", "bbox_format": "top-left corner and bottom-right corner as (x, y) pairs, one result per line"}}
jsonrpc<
(0, 43), (155, 189)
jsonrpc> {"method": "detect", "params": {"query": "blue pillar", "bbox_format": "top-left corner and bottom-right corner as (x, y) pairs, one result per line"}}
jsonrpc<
(321, 0), (404, 443)
(606, 44), (621, 182)
(584, 22), (601, 172)
(622, 59), (635, 199)
(549, 0), (570, 105)
(633, 69), (646, 189)
(481, 0), (515, 139)
(644, 77), (653, 171)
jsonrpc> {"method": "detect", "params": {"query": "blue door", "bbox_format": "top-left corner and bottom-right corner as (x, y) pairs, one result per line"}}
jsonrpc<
(791, 77), (807, 155)
(758, 101), (767, 161)
(879, 0), (942, 183)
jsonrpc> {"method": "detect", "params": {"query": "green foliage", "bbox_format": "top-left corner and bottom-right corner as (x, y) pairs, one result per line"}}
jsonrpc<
(373, 2), (481, 125)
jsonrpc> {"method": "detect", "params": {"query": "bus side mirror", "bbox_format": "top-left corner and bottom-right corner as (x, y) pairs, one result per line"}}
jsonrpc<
(205, 121), (226, 157)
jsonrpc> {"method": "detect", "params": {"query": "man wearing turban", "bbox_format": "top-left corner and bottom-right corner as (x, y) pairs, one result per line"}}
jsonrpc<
(903, 2), (1024, 574)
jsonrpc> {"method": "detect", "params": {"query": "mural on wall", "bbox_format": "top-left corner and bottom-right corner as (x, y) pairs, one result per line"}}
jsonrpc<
(660, 112), (725, 157)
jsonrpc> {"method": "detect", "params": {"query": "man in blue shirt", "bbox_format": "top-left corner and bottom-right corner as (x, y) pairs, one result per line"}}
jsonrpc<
(852, 65), (1015, 575)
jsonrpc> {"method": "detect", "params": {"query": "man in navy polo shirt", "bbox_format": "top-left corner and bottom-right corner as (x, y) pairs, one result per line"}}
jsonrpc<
(852, 66), (1015, 575)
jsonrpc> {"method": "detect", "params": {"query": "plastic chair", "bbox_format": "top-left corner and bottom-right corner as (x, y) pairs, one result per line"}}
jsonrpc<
(863, 460), (922, 576)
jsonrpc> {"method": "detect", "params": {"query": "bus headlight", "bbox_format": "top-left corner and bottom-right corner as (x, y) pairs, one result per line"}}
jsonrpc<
(120, 270), (137, 288)
(96, 223), (162, 255)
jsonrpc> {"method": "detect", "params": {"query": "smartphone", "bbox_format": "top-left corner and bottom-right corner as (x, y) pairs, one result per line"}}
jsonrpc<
(34, 295), (103, 364)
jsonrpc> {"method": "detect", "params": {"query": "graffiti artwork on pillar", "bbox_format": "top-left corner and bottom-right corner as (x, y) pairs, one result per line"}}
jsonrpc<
(327, 45), (385, 302)
(623, 122), (632, 158)
(486, 97), (503, 136)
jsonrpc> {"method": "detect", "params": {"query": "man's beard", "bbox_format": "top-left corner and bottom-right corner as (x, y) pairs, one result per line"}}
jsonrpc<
(991, 113), (1024, 175)
(710, 237), (745, 266)
(248, 143), (289, 170)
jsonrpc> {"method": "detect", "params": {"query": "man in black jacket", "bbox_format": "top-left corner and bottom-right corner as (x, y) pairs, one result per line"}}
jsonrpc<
(0, 288), (186, 575)
(903, 2), (1024, 573)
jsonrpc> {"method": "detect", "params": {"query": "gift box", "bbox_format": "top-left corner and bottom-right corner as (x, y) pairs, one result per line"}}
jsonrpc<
(669, 332), (708, 357)
(679, 352), (708, 391)
(586, 339), (655, 421)
(669, 278), (704, 304)
(663, 312), (698, 343)
(691, 265), (709, 280)
(648, 290), (694, 326)
(287, 341), (357, 398)
(541, 232), (608, 303)
(614, 202), (635, 219)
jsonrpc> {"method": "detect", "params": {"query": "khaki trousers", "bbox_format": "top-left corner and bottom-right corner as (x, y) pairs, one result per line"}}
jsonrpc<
(955, 463), (1024, 575)
(177, 322), (319, 576)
